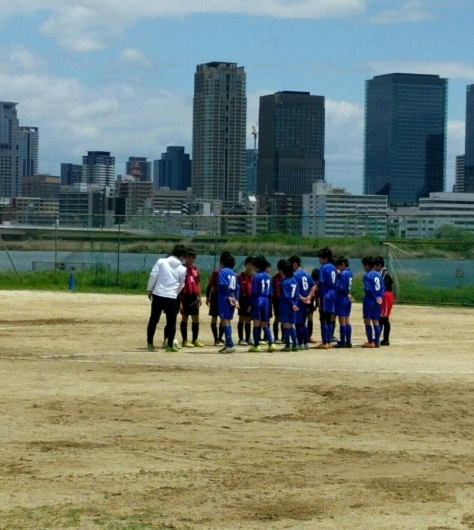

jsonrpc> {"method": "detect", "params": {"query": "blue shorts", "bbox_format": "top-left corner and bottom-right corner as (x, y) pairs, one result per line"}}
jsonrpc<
(320, 292), (335, 314)
(251, 297), (270, 322)
(335, 296), (352, 318)
(363, 297), (382, 321)
(279, 305), (296, 325)
(295, 303), (308, 325)
(218, 295), (235, 320)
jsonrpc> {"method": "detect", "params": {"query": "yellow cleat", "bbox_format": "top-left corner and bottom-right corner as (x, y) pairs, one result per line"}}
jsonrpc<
(193, 340), (204, 347)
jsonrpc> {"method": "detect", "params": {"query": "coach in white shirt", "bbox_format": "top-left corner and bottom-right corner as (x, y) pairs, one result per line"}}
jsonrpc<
(146, 244), (187, 351)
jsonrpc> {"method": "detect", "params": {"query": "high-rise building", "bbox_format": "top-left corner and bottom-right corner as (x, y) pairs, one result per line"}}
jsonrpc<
(18, 126), (39, 178)
(364, 73), (447, 206)
(245, 149), (257, 194)
(21, 175), (60, 200)
(453, 155), (465, 193)
(465, 85), (474, 192)
(0, 101), (20, 199)
(192, 62), (246, 203)
(257, 91), (325, 196)
(61, 163), (83, 186)
(125, 157), (152, 182)
(154, 146), (192, 191)
(82, 151), (115, 188)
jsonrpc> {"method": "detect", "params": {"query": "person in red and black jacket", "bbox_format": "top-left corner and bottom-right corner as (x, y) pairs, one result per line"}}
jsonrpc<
(271, 259), (286, 344)
(179, 249), (204, 348)
(206, 260), (225, 346)
(237, 257), (255, 345)
(374, 256), (395, 346)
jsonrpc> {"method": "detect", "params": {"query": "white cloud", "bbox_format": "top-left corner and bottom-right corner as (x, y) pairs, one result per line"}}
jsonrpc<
(365, 60), (474, 81)
(369, 0), (431, 23)
(0, 45), (45, 74)
(0, 0), (366, 51)
(120, 48), (154, 70)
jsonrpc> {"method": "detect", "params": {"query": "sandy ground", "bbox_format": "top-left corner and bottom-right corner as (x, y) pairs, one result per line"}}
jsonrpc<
(1, 291), (474, 529)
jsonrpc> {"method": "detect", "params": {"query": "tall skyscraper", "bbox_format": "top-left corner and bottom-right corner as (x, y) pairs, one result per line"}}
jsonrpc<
(192, 62), (246, 203)
(453, 155), (465, 192)
(18, 126), (39, 178)
(257, 91), (325, 196)
(125, 157), (152, 182)
(82, 151), (115, 188)
(61, 163), (83, 186)
(364, 73), (447, 206)
(245, 149), (257, 194)
(154, 146), (192, 190)
(0, 101), (20, 199)
(465, 85), (474, 192)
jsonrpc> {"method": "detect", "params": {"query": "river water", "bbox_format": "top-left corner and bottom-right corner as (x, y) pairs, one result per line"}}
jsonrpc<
(1, 250), (473, 289)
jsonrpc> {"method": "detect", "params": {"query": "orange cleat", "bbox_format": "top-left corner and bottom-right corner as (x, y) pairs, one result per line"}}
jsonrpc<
(316, 343), (330, 350)
(362, 342), (376, 348)
(309, 337), (317, 343)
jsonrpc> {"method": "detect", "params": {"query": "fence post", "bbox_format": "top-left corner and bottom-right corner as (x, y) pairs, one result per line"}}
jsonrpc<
(116, 216), (121, 285)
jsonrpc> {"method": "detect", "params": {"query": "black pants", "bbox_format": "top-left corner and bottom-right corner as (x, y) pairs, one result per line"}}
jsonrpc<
(147, 295), (179, 345)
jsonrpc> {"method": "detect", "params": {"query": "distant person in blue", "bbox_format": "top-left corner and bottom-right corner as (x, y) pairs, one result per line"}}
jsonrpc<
(248, 256), (276, 353)
(317, 247), (337, 350)
(334, 257), (354, 348)
(288, 255), (316, 350)
(278, 260), (300, 352)
(217, 251), (240, 354)
(361, 256), (385, 348)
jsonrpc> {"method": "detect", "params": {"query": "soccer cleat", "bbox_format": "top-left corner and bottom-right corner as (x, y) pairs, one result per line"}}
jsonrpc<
(281, 346), (292, 352)
(165, 345), (179, 353)
(298, 344), (304, 351)
(334, 342), (346, 349)
(316, 343), (330, 350)
(345, 343), (353, 348)
(268, 344), (276, 352)
(362, 342), (376, 348)
(304, 343), (310, 350)
(292, 346), (299, 352)
(217, 339), (225, 346)
(147, 343), (155, 351)
(193, 340), (204, 348)
(375, 343), (381, 348)
(309, 337), (317, 343)
(275, 339), (283, 345)
(380, 340), (390, 346)
(219, 345), (235, 354)
(249, 345), (261, 352)
(260, 340), (268, 345)
(182, 340), (194, 348)
(238, 339), (248, 346)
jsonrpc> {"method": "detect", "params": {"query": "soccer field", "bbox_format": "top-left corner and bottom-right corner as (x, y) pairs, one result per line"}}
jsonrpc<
(1, 291), (474, 530)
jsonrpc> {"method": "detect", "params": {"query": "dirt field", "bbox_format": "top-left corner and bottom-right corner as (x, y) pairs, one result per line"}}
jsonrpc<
(1, 291), (474, 529)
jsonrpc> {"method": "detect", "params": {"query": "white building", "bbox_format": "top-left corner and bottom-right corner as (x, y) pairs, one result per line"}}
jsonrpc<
(18, 126), (39, 179)
(302, 181), (388, 238)
(82, 151), (115, 189)
(453, 155), (465, 193)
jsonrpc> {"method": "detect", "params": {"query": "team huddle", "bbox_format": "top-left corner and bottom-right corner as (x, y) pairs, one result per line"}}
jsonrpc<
(146, 244), (394, 354)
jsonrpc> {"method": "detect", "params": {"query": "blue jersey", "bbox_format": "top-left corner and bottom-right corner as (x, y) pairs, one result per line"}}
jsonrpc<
(336, 269), (353, 297)
(251, 272), (272, 304)
(280, 277), (299, 310)
(218, 268), (240, 301)
(318, 263), (337, 297)
(294, 269), (315, 301)
(363, 270), (385, 300)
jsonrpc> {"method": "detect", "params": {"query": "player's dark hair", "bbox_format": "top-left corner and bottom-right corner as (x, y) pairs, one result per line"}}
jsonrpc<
(362, 256), (375, 268)
(281, 260), (294, 278)
(311, 268), (319, 282)
(335, 257), (349, 267)
(374, 256), (385, 267)
(317, 247), (333, 261)
(288, 255), (301, 267)
(244, 256), (254, 266)
(186, 248), (197, 259)
(254, 255), (269, 271)
(277, 259), (286, 272)
(219, 251), (232, 263)
(221, 253), (236, 269)
(172, 244), (188, 258)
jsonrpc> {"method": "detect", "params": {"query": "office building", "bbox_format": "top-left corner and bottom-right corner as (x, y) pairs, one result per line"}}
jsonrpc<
(192, 62), (246, 203)
(364, 73), (447, 206)
(59, 183), (114, 228)
(153, 188), (192, 215)
(465, 85), (474, 192)
(302, 181), (388, 238)
(82, 151), (115, 188)
(116, 175), (154, 217)
(21, 175), (60, 200)
(257, 91), (325, 196)
(245, 149), (257, 194)
(453, 155), (465, 193)
(15, 197), (58, 225)
(61, 163), (83, 186)
(154, 147), (191, 190)
(257, 193), (303, 235)
(18, 126), (39, 178)
(0, 101), (20, 199)
(125, 157), (152, 182)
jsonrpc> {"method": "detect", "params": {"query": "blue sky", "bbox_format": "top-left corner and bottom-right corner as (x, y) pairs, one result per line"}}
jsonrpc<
(1, 0), (473, 192)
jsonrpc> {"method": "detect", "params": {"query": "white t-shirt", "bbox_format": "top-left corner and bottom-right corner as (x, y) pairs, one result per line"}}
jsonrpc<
(147, 256), (187, 299)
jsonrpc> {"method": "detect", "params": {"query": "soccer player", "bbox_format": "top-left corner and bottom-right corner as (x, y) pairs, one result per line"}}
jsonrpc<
(206, 265), (225, 346)
(248, 256), (276, 353)
(217, 252), (240, 354)
(146, 244), (187, 352)
(237, 257), (254, 346)
(317, 247), (337, 349)
(279, 260), (300, 352)
(307, 268), (319, 343)
(334, 257), (354, 348)
(271, 260), (286, 344)
(361, 256), (385, 348)
(374, 256), (395, 346)
(288, 255), (316, 350)
(179, 249), (204, 348)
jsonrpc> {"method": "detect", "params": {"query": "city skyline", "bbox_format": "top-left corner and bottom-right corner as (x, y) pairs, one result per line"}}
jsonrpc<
(1, 1), (473, 193)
